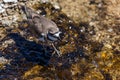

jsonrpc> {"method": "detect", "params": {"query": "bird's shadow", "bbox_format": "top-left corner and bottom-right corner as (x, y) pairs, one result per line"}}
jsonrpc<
(6, 33), (53, 66)
(0, 32), (87, 80)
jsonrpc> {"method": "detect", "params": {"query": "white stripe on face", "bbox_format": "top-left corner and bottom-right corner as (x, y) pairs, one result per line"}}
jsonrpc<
(53, 31), (61, 37)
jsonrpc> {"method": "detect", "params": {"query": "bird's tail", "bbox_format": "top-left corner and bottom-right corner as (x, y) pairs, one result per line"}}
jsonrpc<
(20, 5), (40, 20)
(20, 5), (34, 19)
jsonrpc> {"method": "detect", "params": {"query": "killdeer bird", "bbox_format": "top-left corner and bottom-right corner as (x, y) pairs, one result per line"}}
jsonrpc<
(21, 5), (61, 56)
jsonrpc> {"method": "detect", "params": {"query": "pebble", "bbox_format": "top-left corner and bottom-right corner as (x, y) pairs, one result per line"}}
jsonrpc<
(0, 56), (8, 64)
(51, 2), (60, 10)
(40, 0), (49, 3)
(104, 44), (112, 49)
(108, 28), (113, 32)
(0, 5), (5, 13)
(2, 39), (15, 48)
(2, 18), (13, 26)
(0, 56), (10, 68)
(3, 0), (18, 3)
(40, 0), (60, 10)
(6, 8), (14, 15)
(0, 3), (4, 7)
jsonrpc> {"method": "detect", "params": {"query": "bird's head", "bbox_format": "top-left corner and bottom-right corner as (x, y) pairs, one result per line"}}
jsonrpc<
(47, 27), (62, 41)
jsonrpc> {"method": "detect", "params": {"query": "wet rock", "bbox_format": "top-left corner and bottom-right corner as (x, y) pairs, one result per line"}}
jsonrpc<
(0, 56), (10, 69)
(1, 39), (15, 49)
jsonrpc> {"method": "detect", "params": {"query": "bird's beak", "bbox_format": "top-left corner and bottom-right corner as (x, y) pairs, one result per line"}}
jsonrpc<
(54, 31), (62, 37)
(54, 31), (62, 40)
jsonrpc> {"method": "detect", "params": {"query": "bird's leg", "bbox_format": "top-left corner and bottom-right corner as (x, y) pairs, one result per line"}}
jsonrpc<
(42, 43), (47, 54)
(51, 43), (61, 57)
(39, 36), (48, 54)
(43, 37), (49, 55)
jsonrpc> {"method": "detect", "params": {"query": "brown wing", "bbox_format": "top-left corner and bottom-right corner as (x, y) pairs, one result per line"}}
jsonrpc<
(32, 16), (43, 35)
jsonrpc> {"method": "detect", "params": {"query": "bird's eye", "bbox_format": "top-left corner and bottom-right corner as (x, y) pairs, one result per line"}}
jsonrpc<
(48, 29), (54, 34)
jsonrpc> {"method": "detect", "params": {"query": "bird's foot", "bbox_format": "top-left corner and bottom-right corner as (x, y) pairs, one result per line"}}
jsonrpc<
(55, 49), (61, 57)
(52, 43), (61, 57)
